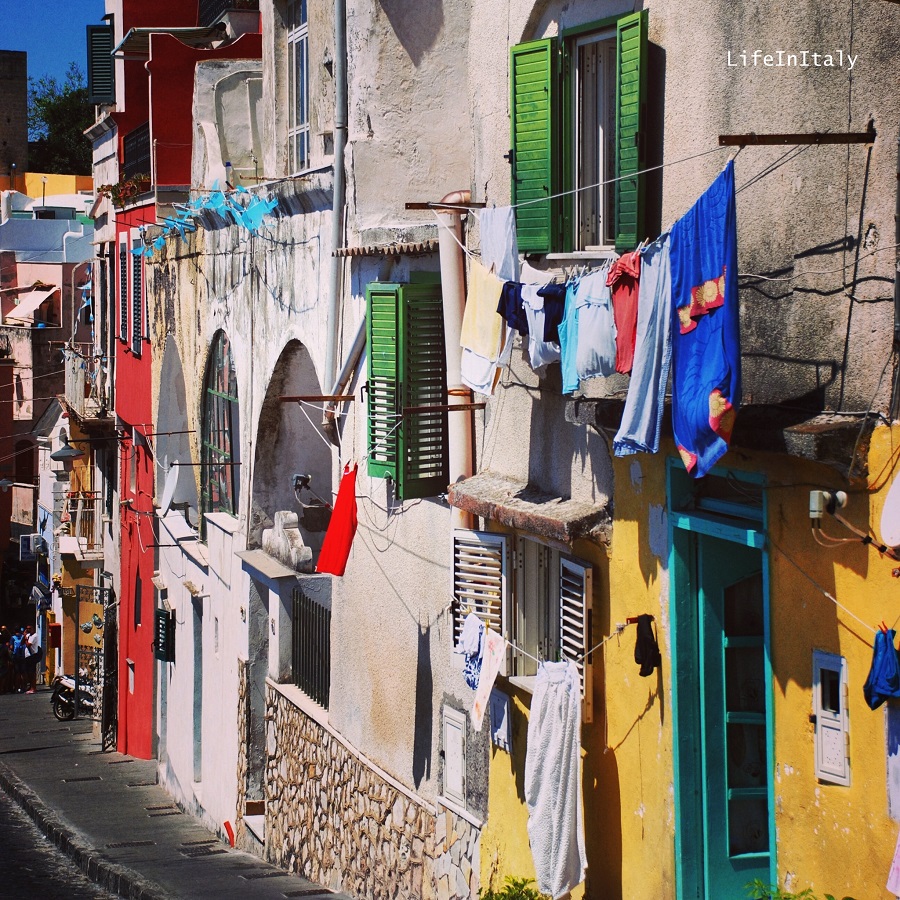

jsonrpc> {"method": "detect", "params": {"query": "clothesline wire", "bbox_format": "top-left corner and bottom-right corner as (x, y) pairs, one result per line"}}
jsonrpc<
(768, 534), (875, 644)
(739, 242), (900, 283)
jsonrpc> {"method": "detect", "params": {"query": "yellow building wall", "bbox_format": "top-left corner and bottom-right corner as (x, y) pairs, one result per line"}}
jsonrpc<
(480, 428), (900, 899)
(0, 172), (92, 198)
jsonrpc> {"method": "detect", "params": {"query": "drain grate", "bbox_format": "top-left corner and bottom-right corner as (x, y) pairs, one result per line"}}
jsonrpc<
(241, 871), (289, 880)
(144, 804), (177, 811)
(63, 776), (102, 783)
(179, 845), (228, 858)
(126, 781), (158, 787)
(283, 891), (334, 898)
(148, 810), (183, 817)
(181, 839), (219, 847)
(107, 840), (157, 849)
(107, 759), (134, 765)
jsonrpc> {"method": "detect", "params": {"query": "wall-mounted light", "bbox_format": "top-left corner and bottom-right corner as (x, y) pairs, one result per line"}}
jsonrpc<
(49, 430), (84, 472)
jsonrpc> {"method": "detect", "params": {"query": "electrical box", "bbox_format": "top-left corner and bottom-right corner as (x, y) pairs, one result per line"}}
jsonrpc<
(48, 622), (62, 649)
(154, 608), (175, 662)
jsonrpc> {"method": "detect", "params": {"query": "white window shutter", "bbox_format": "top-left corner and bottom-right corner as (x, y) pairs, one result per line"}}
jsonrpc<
(452, 529), (509, 675)
(560, 557), (593, 724)
(813, 651), (849, 786)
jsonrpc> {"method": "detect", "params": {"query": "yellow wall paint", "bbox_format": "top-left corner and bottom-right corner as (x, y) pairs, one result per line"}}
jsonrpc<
(0, 172), (92, 198)
(479, 429), (900, 899)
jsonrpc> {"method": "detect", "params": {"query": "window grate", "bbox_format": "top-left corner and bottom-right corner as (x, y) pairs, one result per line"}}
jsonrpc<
(291, 588), (330, 709)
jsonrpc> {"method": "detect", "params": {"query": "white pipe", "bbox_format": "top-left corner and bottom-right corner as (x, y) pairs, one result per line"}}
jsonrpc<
(436, 191), (474, 529)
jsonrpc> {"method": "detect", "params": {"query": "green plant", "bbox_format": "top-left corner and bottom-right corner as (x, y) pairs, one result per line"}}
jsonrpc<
(745, 879), (856, 900)
(479, 876), (550, 900)
(97, 173), (150, 208)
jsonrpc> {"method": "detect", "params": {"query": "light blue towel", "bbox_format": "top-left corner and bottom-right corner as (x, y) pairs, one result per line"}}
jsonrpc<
(614, 235), (672, 456)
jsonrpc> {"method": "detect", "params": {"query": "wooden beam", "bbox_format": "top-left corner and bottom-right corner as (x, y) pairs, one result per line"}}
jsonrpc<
(280, 395), (355, 402)
(719, 127), (876, 146)
(403, 403), (487, 414)
(405, 201), (487, 210)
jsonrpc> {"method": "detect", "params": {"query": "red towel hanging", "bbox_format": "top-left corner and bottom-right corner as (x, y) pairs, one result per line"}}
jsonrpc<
(315, 463), (358, 577)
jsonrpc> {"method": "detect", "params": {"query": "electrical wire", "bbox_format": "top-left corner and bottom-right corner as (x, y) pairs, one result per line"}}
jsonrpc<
(739, 242), (900, 283)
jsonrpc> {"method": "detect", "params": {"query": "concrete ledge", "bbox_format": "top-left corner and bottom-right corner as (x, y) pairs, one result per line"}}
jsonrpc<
(0, 759), (171, 900)
(447, 470), (611, 545)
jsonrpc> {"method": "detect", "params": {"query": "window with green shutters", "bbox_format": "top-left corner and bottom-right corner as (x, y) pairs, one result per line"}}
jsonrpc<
(366, 280), (449, 501)
(86, 24), (115, 106)
(510, 10), (648, 254)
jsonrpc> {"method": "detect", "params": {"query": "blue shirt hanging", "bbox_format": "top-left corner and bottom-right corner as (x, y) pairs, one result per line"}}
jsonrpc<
(670, 161), (740, 478)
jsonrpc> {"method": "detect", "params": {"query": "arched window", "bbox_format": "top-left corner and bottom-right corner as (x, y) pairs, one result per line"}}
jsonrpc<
(201, 331), (240, 527)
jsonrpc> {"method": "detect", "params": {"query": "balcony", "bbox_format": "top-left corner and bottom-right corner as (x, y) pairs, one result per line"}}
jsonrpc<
(198, 0), (259, 28)
(122, 122), (151, 182)
(59, 492), (105, 566)
(64, 346), (111, 422)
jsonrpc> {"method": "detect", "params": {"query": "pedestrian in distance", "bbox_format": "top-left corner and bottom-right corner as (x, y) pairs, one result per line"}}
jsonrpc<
(0, 630), (11, 694)
(10, 627), (27, 693)
(24, 625), (41, 694)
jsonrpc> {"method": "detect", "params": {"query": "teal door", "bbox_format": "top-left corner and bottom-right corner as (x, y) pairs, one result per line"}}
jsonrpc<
(674, 532), (773, 899)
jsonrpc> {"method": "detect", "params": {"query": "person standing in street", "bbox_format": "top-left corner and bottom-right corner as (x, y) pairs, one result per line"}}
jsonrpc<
(10, 627), (27, 693)
(24, 625), (41, 694)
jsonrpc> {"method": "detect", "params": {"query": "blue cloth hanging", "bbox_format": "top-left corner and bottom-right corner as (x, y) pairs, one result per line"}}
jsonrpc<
(669, 161), (740, 478)
(864, 628), (900, 710)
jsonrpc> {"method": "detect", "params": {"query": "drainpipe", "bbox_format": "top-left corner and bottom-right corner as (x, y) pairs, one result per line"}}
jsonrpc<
(324, 0), (348, 394)
(436, 190), (474, 529)
(322, 313), (366, 444)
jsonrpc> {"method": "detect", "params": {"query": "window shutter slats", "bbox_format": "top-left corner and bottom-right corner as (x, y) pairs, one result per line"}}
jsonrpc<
(367, 285), (399, 480)
(86, 25), (115, 105)
(510, 40), (559, 254)
(119, 243), (128, 341)
(615, 10), (648, 251)
(399, 284), (449, 499)
(560, 557), (593, 723)
(131, 242), (142, 356)
(453, 530), (508, 675)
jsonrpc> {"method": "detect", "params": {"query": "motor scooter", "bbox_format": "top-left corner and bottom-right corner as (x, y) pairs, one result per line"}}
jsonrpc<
(50, 671), (96, 721)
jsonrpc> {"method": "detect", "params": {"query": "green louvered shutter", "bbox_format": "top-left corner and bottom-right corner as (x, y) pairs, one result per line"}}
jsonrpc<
(397, 283), (448, 500)
(510, 40), (559, 254)
(615, 11), (647, 251)
(86, 25), (115, 105)
(366, 284), (400, 482)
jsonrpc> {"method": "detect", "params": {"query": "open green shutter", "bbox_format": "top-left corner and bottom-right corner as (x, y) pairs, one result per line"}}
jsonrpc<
(366, 284), (399, 481)
(86, 25), (115, 105)
(510, 40), (559, 254)
(397, 283), (448, 500)
(615, 10), (647, 251)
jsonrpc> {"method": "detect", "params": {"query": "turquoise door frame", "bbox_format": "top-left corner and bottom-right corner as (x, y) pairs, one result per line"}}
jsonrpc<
(669, 462), (776, 899)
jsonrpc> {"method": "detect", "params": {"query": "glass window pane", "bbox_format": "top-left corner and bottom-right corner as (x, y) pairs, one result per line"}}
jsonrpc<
(728, 796), (769, 856)
(727, 723), (767, 788)
(724, 572), (764, 636)
(725, 646), (765, 714)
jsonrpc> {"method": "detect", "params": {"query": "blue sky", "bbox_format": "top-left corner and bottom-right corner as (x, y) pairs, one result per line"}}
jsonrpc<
(1, 0), (106, 84)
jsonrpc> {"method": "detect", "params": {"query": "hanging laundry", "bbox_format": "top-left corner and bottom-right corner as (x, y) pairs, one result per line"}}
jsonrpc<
(557, 280), (581, 393)
(607, 250), (642, 373)
(460, 259), (506, 359)
(455, 612), (485, 690)
(471, 628), (506, 731)
(887, 825), (900, 894)
(864, 627), (900, 710)
(524, 660), (587, 899)
(670, 160), (740, 478)
(633, 614), (661, 676)
(515, 262), (560, 371)
(535, 282), (567, 344)
(480, 206), (520, 283)
(573, 269), (617, 385)
(614, 235), (673, 457)
(315, 463), (358, 577)
(496, 281), (530, 336)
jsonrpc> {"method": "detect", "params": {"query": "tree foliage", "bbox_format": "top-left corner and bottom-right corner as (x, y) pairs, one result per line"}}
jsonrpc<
(27, 63), (92, 175)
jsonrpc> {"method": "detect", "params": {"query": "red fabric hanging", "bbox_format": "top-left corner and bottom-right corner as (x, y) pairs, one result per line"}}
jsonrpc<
(315, 463), (358, 577)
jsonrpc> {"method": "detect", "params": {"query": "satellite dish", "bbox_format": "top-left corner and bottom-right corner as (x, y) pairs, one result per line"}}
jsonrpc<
(159, 463), (179, 516)
(880, 474), (900, 548)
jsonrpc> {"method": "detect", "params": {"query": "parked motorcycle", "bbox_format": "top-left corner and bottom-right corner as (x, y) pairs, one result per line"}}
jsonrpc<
(50, 672), (96, 721)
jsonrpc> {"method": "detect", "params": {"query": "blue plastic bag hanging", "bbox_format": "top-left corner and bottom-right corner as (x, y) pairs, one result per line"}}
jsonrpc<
(864, 627), (900, 710)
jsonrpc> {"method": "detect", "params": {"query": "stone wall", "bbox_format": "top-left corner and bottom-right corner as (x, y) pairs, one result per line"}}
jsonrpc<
(266, 687), (481, 899)
(235, 658), (249, 849)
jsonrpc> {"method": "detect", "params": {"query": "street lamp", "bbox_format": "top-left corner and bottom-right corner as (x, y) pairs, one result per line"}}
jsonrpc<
(41, 176), (48, 207)
(50, 431), (85, 472)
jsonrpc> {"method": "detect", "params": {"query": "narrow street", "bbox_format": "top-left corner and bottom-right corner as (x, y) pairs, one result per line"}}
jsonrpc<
(0, 788), (117, 900)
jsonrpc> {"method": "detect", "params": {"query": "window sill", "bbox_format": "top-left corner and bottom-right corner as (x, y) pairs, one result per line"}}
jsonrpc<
(436, 795), (484, 829)
(507, 675), (537, 695)
(545, 250), (618, 262)
(204, 511), (240, 535)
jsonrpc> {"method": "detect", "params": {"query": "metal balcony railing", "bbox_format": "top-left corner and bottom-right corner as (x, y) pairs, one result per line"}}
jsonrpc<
(64, 492), (103, 554)
(122, 122), (151, 182)
(198, 0), (258, 27)
(64, 347), (109, 419)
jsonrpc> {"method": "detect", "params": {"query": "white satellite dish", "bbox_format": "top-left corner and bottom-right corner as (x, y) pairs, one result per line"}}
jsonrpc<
(159, 463), (180, 516)
(880, 473), (900, 548)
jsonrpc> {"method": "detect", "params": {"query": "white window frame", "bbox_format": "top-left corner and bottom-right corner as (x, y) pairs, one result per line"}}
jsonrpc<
(572, 29), (617, 250)
(812, 650), (850, 786)
(286, 0), (310, 174)
(452, 528), (594, 722)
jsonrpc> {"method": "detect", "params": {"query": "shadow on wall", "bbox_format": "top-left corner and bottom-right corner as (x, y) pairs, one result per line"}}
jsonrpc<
(412, 623), (432, 788)
(379, 0), (444, 67)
